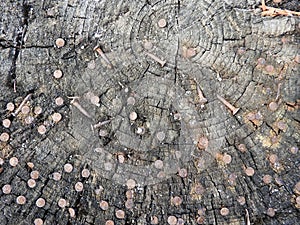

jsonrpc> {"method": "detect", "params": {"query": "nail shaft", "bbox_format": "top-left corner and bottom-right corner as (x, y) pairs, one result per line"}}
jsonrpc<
(13, 80), (17, 93)
(261, 0), (266, 11)
(94, 46), (113, 69)
(193, 78), (207, 105)
(70, 98), (92, 119)
(245, 209), (250, 225)
(93, 119), (112, 129)
(217, 95), (240, 115)
(145, 52), (166, 67)
(12, 93), (32, 116)
(275, 83), (282, 101)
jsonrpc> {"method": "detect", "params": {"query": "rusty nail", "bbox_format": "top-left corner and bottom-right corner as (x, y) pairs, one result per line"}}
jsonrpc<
(145, 52), (166, 67)
(217, 95), (240, 115)
(94, 45), (113, 69)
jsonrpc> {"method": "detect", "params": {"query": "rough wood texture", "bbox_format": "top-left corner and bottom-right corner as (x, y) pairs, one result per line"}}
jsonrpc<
(0, 0), (299, 224)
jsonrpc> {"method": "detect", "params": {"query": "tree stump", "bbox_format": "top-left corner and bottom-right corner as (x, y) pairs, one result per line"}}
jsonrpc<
(0, 0), (299, 224)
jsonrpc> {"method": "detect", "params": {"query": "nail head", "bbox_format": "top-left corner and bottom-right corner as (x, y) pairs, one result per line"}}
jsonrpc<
(220, 207), (229, 216)
(237, 196), (246, 205)
(58, 198), (67, 208)
(154, 160), (164, 169)
(125, 199), (134, 209)
(55, 38), (65, 48)
(127, 97), (136, 105)
(245, 167), (255, 176)
(81, 169), (90, 178)
(105, 220), (114, 225)
(64, 163), (73, 173)
(30, 170), (40, 179)
(69, 208), (76, 217)
(167, 215), (177, 225)
(9, 157), (18, 167)
(34, 106), (43, 115)
(263, 174), (272, 184)
(52, 172), (62, 181)
(222, 153), (232, 164)
(171, 196), (182, 206)
(158, 18), (167, 28)
(2, 119), (11, 128)
(34, 218), (44, 225)
(75, 182), (83, 192)
(126, 179), (136, 189)
(150, 216), (159, 224)
(99, 200), (109, 210)
(21, 105), (30, 115)
(53, 69), (63, 79)
(156, 131), (165, 141)
(37, 125), (47, 135)
(268, 101), (278, 111)
(197, 136), (209, 150)
(266, 208), (275, 217)
(129, 112), (137, 121)
(2, 184), (12, 194)
(36, 198), (46, 208)
(115, 209), (125, 219)
(6, 102), (15, 111)
(178, 168), (188, 178)
(16, 195), (26, 205)
(27, 179), (36, 188)
(55, 97), (64, 106)
(25, 116), (34, 124)
(0, 132), (10, 142)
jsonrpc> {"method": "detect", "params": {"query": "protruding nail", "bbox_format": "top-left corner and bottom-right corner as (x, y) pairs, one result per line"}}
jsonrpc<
(217, 95), (240, 115)
(145, 52), (166, 67)
(194, 78), (207, 106)
(12, 93), (32, 116)
(69, 97), (92, 119)
(94, 45), (113, 69)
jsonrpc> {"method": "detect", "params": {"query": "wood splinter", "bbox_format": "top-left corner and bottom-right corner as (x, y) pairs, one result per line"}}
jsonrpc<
(145, 52), (166, 67)
(94, 45), (113, 69)
(68, 97), (92, 119)
(260, 0), (300, 17)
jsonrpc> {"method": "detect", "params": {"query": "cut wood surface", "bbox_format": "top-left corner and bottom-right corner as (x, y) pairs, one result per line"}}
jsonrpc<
(0, 0), (299, 224)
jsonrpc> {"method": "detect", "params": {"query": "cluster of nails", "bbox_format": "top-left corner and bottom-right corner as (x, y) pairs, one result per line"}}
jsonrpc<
(0, 159), (88, 225)
(2, 11), (300, 223)
(0, 93), (63, 143)
(1, 37), (70, 141)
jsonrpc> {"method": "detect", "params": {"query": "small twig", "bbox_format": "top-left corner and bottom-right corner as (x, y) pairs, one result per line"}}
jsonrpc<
(12, 93), (32, 116)
(94, 45), (113, 69)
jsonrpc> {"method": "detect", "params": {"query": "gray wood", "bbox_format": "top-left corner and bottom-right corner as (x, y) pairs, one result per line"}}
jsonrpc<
(0, 0), (299, 224)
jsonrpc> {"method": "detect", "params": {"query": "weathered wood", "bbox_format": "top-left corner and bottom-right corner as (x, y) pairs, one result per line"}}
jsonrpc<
(1, 0), (299, 224)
